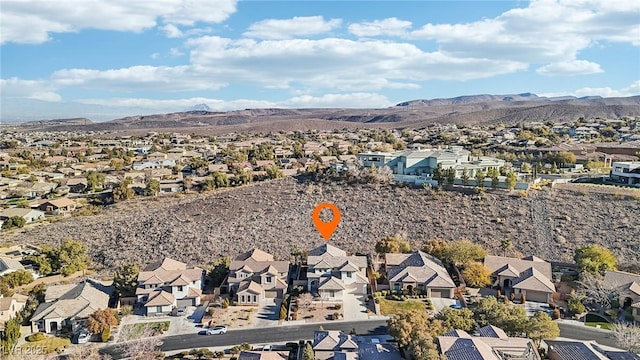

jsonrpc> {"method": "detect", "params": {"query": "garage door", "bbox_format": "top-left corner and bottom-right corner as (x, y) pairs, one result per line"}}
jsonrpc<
(430, 289), (451, 298)
(524, 291), (548, 303)
(265, 290), (279, 298)
(177, 298), (195, 307)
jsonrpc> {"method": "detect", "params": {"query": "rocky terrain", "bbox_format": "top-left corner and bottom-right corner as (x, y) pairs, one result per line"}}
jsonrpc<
(4, 178), (639, 270)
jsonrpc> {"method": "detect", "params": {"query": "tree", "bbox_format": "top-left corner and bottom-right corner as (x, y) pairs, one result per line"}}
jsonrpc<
(387, 309), (445, 359)
(113, 263), (140, 297)
(302, 342), (315, 360)
(433, 163), (444, 185)
(475, 169), (486, 188)
(567, 291), (586, 314)
(501, 238), (513, 256)
(446, 167), (456, 186)
(297, 293), (314, 311)
(86, 171), (105, 191)
(211, 171), (230, 188)
(207, 257), (230, 288)
(113, 177), (134, 201)
(2, 269), (33, 288)
(87, 308), (119, 335)
(472, 296), (528, 336)
(0, 318), (20, 355)
(574, 244), (617, 274)
(266, 166), (284, 179)
(436, 307), (475, 331)
(576, 272), (617, 308)
(526, 311), (560, 348)
(144, 178), (160, 196)
(1, 216), (26, 230)
(375, 234), (412, 255)
(612, 323), (640, 352)
(461, 167), (470, 186)
(30, 238), (90, 277)
(423, 238), (450, 260)
(26, 254), (52, 276)
(442, 239), (486, 268)
(505, 171), (517, 190)
(462, 262), (492, 287)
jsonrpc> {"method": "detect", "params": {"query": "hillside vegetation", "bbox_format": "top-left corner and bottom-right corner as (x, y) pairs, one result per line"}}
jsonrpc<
(4, 178), (639, 269)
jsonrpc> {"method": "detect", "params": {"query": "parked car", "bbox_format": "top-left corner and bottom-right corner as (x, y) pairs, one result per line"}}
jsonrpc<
(172, 306), (187, 316)
(206, 325), (228, 335)
(74, 331), (90, 344)
(262, 345), (273, 351)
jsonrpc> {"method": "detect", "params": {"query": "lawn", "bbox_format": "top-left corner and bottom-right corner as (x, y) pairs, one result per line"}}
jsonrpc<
(20, 336), (71, 354)
(379, 298), (429, 315)
(585, 322), (613, 330)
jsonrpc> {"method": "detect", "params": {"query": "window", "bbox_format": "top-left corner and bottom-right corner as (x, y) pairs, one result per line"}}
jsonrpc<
(177, 285), (183, 291)
(156, 306), (162, 313)
(266, 276), (272, 283)
(241, 295), (245, 303)
(329, 290), (335, 297)
(253, 295), (257, 303)
(346, 272), (352, 278)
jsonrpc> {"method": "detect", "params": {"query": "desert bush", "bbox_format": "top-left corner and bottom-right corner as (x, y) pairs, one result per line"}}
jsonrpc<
(27, 332), (46, 342)
(120, 305), (133, 316)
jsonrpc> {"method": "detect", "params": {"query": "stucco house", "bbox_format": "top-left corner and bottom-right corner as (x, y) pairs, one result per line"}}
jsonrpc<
(30, 280), (112, 334)
(384, 251), (456, 298)
(484, 255), (555, 303)
(306, 244), (368, 301)
(603, 270), (640, 320)
(136, 258), (204, 315)
(0, 207), (45, 223)
(226, 249), (289, 305)
(0, 293), (28, 334)
(0, 257), (25, 276)
(35, 197), (77, 215)
(437, 325), (540, 360)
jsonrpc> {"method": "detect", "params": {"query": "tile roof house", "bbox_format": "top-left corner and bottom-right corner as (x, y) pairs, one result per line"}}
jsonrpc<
(30, 280), (112, 334)
(0, 293), (28, 334)
(238, 351), (289, 360)
(34, 197), (77, 215)
(384, 251), (456, 298)
(546, 340), (640, 360)
(0, 256), (25, 276)
(484, 255), (556, 303)
(306, 244), (368, 301)
(136, 258), (204, 315)
(227, 249), (289, 305)
(604, 270), (640, 322)
(438, 326), (540, 360)
(0, 207), (45, 224)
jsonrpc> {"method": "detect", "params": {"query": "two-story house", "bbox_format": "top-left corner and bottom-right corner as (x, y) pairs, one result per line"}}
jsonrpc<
(136, 258), (204, 316)
(227, 249), (289, 305)
(385, 251), (456, 298)
(306, 244), (368, 301)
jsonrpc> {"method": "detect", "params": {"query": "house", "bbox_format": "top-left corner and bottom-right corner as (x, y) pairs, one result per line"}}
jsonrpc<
(437, 326), (540, 360)
(306, 244), (368, 301)
(65, 177), (88, 193)
(546, 340), (640, 360)
(226, 249), (289, 305)
(0, 207), (46, 223)
(603, 270), (640, 312)
(610, 162), (640, 186)
(30, 280), (112, 334)
(484, 255), (555, 303)
(384, 251), (456, 298)
(136, 258), (204, 315)
(0, 257), (25, 276)
(36, 197), (77, 215)
(238, 351), (289, 360)
(0, 293), (28, 334)
(313, 331), (403, 360)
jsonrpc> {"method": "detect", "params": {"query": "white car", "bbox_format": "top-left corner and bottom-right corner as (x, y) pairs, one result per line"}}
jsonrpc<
(76, 331), (90, 344)
(206, 325), (228, 335)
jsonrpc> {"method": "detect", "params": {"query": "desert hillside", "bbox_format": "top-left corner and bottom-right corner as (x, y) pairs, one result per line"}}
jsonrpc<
(4, 178), (639, 269)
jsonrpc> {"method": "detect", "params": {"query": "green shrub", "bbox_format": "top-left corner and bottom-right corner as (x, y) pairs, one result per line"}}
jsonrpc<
(27, 332), (47, 342)
(334, 303), (342, 310)
(101, 327), (111, 342)
(119, 305), (133, 316)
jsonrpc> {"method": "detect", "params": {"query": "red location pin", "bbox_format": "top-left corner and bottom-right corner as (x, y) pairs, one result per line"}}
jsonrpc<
(312, 202), (341, 242)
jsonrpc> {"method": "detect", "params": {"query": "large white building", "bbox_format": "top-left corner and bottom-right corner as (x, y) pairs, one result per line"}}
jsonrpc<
(610, 162), (640, 186)
(356, 146), (505, 184)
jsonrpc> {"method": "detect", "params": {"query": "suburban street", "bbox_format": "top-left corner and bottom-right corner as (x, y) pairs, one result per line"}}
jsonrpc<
(101, 319), (620, 359)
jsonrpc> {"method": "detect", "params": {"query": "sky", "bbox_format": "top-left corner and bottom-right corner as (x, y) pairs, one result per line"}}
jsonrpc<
(1, 0), (639, 122)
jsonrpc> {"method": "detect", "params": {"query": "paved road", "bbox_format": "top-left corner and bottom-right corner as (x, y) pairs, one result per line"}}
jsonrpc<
(102, 320), (388, 359)
(102, 319), (620, 358)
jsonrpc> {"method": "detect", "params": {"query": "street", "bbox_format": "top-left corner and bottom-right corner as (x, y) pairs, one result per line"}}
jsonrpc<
(101, 318), (622, 359)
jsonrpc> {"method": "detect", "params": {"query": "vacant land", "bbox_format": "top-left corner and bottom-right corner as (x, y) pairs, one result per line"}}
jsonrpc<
(4, 178), (639, 270)
(378, 298), (429, 315)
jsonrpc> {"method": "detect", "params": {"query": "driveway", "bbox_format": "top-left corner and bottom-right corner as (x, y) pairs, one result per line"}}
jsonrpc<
(430, 297), (457, 312)
(253, 298), (281, 328)
(342, 293), (369, 321)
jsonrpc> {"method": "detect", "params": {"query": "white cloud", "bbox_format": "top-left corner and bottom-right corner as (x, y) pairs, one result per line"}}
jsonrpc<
(150, 53), (160, 60)
(0, 0), (237, 44)
(161, 24), (183, 38)
(539, 80), (640, 98)
(169, 48), (185, 57)
(405, 0), (640, 65)
(536, 60), (604, 76)
(348, 17), (413, 37)
(0, 78), (62, 102)
(243, 16), (342, 40)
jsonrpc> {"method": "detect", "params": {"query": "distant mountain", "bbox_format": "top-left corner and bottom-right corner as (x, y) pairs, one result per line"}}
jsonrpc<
(187, 103), (212, 112)
(6, 94), (639, 133)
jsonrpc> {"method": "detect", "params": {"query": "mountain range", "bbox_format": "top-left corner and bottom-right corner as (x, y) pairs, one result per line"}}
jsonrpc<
(4, 93), (639, 133)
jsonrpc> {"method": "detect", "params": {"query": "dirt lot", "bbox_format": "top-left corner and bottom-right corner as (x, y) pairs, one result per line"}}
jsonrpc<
(203, 305), (257, 329)
(3, 177), (639, 269)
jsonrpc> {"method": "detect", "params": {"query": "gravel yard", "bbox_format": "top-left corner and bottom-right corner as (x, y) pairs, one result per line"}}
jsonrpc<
(3, 178), (639, 270)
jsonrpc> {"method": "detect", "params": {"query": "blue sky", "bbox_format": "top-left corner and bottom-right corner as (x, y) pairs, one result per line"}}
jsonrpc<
(1, 0), (639, 122)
